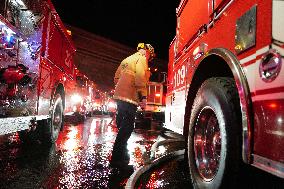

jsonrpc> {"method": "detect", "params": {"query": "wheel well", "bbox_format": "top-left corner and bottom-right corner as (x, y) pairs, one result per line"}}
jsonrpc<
(183, 55), (234, 136)
(55, 83), (65, 109)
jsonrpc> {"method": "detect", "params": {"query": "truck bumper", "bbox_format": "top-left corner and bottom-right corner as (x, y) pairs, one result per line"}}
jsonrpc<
(0, 115), (49, 135)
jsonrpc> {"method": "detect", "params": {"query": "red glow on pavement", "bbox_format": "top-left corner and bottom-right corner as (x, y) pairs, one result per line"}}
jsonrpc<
(145, 171), (161, 189)
(63, 127), (80, 150)
(269, 103), (277, 109)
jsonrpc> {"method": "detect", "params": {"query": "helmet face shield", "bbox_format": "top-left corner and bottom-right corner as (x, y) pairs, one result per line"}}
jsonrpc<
(137, 43), (156, 61)
(145, 44), (155, 61)
(148, 52), (155, 61)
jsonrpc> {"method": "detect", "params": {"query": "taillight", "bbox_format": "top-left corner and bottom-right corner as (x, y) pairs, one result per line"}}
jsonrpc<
(0, 64), (31, 98)
(2, 67), (25, 84)
(0, 64), (30, 85)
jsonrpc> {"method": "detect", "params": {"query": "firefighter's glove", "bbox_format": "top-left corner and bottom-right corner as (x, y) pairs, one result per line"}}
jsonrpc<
(139, 98), (147, 110)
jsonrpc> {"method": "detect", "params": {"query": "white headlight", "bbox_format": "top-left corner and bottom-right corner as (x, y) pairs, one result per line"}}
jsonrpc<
(108, 102), (116, 108)
(71, 94), (82, 103)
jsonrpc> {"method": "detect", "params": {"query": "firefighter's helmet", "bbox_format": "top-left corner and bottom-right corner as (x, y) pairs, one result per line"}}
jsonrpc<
(137, 43), (155, 60)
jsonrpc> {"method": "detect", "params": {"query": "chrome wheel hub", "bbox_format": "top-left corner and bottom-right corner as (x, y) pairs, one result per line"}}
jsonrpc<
(194, 107), (221, 181)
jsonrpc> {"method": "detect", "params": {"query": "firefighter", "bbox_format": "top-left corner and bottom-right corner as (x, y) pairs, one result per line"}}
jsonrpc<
(110, 43), (155, 170)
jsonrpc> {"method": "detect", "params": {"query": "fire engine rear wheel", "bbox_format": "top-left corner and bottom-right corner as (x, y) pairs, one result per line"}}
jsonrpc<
(44, 93), (63, 144)
(187, 77), (242, 189)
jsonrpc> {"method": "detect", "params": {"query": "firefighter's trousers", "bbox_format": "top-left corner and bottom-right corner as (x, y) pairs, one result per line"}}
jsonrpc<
(111, 100), (137, 163)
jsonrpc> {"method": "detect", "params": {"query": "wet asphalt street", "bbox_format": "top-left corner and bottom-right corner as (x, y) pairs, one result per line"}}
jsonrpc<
(0, 115), (284, 189)
(0, 115), (188, 189)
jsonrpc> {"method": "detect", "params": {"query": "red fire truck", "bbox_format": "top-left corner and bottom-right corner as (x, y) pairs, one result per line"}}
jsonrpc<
(135, 71), (167, 129)
(103, 89), (116, 116)
(65, 70), (95, 120)
(0, 0), (76, 144)
(166, 0), (284, 188)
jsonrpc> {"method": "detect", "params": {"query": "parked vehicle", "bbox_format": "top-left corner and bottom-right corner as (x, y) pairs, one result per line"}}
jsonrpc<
(92, 89), (104, 114)
(135, 71), (167, 129)
(165, 0), (284, 188)
(66, 70), (95, 118)
(0, 0), (76, 144)
(104, 90), (116, 116)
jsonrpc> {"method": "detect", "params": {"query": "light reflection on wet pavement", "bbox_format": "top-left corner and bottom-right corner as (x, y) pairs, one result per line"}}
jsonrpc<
(136, 156), (190, 189)
(0, 115), (186, 189)
(1, 115), (283, 189)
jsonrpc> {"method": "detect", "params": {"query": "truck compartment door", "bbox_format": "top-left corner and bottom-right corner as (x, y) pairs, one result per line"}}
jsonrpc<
(176, 0), (210, 54)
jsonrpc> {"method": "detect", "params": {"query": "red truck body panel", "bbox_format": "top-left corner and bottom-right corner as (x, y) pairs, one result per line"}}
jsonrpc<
(166, 0), (284, 179)
(0, 0), (76, 135)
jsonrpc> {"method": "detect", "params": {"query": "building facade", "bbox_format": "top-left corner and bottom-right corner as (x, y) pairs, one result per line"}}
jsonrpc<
(67, 25), (167, 91)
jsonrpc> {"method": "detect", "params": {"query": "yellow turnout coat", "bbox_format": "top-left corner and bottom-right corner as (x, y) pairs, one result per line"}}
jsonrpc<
(113, 52), (149, 105)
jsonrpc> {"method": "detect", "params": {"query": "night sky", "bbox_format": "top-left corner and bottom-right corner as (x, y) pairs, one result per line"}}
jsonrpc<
(51, 0), (180, 60)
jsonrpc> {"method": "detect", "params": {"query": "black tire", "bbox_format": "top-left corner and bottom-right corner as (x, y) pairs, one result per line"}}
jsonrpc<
(188, 77), (242, 189)
(42, 93), (63, 144)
